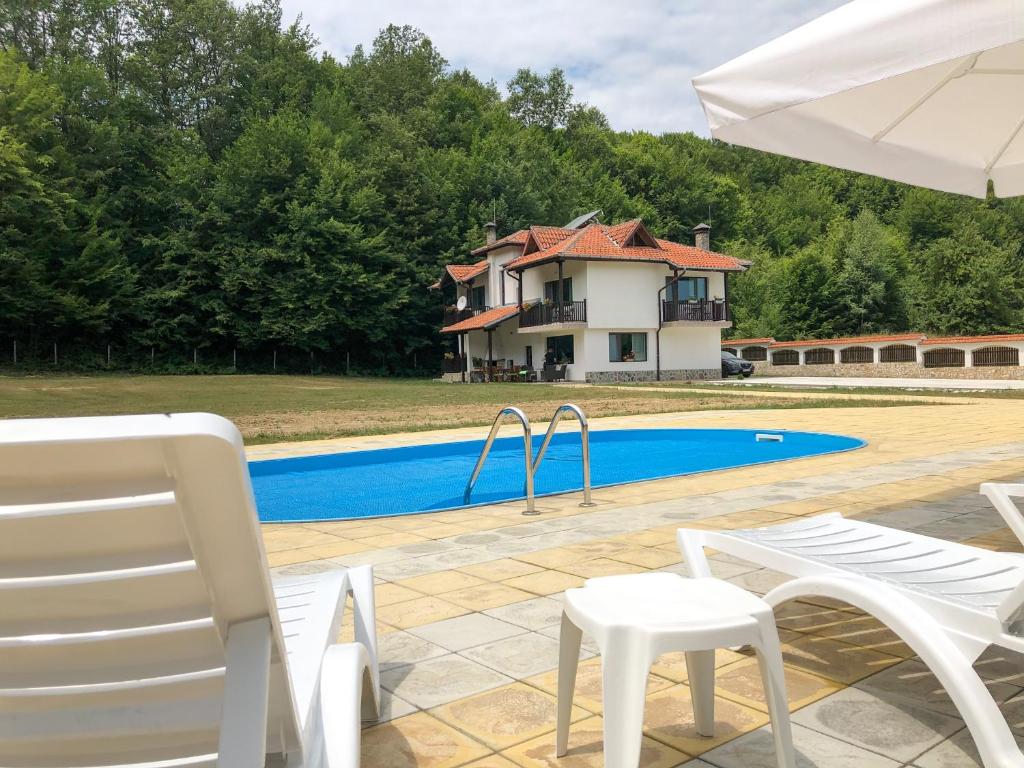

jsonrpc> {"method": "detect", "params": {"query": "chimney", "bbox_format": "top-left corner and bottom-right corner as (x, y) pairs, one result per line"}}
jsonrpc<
(484, 221), (497, 245)
(692, 222), (711, 251)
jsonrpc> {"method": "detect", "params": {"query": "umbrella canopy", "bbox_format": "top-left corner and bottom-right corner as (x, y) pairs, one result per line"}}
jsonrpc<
(693, 0), (1024, 198)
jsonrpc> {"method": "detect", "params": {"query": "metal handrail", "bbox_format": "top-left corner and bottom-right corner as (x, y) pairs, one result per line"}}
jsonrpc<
(464, 406), (535, 514)
(531, 403), (594, 507)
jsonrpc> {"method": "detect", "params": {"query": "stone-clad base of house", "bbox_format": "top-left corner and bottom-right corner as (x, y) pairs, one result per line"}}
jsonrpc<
(585, 369), (720, 383)
(759, 362), (1024, 379)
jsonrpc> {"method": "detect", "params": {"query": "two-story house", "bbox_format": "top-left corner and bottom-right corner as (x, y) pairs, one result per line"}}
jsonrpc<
(432, 213), (749, 382)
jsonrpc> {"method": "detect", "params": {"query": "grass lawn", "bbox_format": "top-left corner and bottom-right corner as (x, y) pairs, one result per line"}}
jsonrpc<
(0, 374), (927, 443)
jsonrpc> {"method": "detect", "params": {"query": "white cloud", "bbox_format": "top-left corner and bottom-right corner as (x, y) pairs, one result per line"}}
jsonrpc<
(276, 0), (847, 134)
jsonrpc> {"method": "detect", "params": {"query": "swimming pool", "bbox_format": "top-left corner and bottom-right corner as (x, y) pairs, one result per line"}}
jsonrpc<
(250, 428), (864, 522)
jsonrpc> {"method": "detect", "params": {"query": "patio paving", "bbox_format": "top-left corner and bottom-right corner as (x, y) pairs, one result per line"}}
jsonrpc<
(256, 399), (1024, 766)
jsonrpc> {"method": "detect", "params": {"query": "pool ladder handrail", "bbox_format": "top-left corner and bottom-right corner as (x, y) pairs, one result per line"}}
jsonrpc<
(463, 403), (593, 516)
(464, 406), (535, 513)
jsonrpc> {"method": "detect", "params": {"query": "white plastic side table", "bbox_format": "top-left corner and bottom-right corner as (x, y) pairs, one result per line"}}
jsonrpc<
(557, 572), (795, 768)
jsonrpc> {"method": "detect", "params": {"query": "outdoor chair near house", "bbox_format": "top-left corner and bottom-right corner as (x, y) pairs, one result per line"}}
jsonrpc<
(678, 482), (1024, 768)
(543, 363), (567, 382)
(0, 412), (379, 768)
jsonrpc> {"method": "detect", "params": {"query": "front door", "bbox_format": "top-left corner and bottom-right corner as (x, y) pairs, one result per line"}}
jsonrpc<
(525, 346), (533, 368)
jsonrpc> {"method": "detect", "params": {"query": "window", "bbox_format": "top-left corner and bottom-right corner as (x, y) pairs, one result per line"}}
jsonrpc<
(471, 285), (485, 309)
(772, 349), (799, 366)
(609, 333), (647, 362)
(667, 276), (707, 302)
(545, 335), (574, 364)
(544, 277), (572, 303)
(880, 344), (916, 363)
(840, 346), (874, 363)
(741, 346), (768, 361)
(804, 348), (835, 365)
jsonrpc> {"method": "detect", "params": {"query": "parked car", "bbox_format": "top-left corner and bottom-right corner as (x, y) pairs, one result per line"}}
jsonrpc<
(721, 350), (754, 378)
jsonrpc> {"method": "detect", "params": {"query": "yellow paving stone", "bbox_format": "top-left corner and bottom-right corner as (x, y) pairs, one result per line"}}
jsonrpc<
(460, 755), (521, 768)
(616, 529), (678, 547)
(338, 620), (396, 642)
(556, 558), (649, 579)
(712, 657), (841, 713)
(375, 595), (469, 630)
(360, 712), (490, 768)
(261, 531), (344, 553)
(609, 547), (681, 569)
(642, 684), (770, 755)
(502, 570), (586, 596)
(513, 548), (588, 569)
(441, 582), (537, 611)
(503, 715), (688, 768)
(457, 558), (545, 582)
(412, 523), (471, 539)
(375, 582), (426, 607)
(429, 683), (589, 750)
(334, 523), (403, 539)
(396, 571), (487, 596)
(649, 650), (747, 684)
(369, 531), (432, 548)
(809, 613), (916, 658)
(525, 657), (673, 714)
(781, 634), (902, 684)
(565, 540), (633, 558)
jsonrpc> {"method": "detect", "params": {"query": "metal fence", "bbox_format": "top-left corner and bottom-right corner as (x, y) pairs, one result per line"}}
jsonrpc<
(804, 348), (835, 365)
(879, 344), (917, 363)
(840, 346), (874, 364)
(771, 349), (799, 366)
(972, 346), (1020, 367)
(740, 346), (768, 361)
(922, 348), (966, 368)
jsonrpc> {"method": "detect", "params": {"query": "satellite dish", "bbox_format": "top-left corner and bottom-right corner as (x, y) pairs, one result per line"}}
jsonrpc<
(456, 296), (468, 311)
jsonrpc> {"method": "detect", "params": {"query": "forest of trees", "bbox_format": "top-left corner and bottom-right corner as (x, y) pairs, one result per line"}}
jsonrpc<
(2, 0), (1023, 373)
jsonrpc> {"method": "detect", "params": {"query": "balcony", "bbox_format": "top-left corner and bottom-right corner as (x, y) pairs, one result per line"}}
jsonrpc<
(442, 305), (490, 327)
(519, 299), (587, 329)
(661, 298), (729, 324)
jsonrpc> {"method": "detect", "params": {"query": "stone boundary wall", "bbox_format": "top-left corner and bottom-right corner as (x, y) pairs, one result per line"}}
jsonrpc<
(586, 368), (720, 383)
(757, 362), (1024, 380)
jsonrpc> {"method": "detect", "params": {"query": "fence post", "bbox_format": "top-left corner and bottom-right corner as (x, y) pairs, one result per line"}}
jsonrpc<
(151, 347), (155, 365)
(346, 351), (350, 375)
(193, 348), (197, 366)
(107, 344), (111, 366)
(233, 347), (237, 371)
(53, 342), (57, 366)
(273, 349), (277, 372)
(12, 340), (16, 365)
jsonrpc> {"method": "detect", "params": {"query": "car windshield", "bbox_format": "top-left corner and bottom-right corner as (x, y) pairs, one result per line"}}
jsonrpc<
(721, 351), (739, 360)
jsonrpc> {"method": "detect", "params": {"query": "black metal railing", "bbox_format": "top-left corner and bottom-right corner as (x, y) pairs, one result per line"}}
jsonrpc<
(442, 305), (489, 327)
(519, 299), (587, 328)
(661, 298), (729, 323)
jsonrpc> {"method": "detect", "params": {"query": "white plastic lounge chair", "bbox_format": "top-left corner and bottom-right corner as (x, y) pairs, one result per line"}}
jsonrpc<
(0, 413), (379, 768)
(677, 482), (1024, 768)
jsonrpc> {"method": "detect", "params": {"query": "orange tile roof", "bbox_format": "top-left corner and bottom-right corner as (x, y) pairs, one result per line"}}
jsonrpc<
(504, 222), (747, 272)
(723, 338), (774, 346)
(770, 333), (925, 348)
(920, 333), (1024, 345)
(430, 259), (489, 289)
(470, 230), (529, 256)
(441, 305), (519, 333)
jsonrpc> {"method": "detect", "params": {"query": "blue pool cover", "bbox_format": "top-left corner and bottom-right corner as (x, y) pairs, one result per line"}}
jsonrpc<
(250, 428), (864, 523)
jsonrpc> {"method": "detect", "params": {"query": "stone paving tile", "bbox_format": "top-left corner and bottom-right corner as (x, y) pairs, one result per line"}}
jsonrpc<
(380, 654), (514, 709)
(642, 684), (770, 756)
(525, 656), (674, 714)
(781, 634), (902, 685)
(855, 658), (1022, 719)
(462, 631), (593, 679)
(394, 570), (486, 595)
(713, 657), (842, 714)
(502, 715), (689, 768)
(502, 569), (586, 596)
(703, 722), (902, 768)
(912, 724), (1024, 768)
(429, 682), (590, 751)
(649, 649), (747, 684)
(408, 613), (526, 652)
(792, 686), (963, 764)
(441, 582), (537, 611)
(456, 558), (545, 581)
(375, 594), (469, 629)
(361, 711), (490, 767)
(483, 595), (565, 631)
(378, 629), (448, 670)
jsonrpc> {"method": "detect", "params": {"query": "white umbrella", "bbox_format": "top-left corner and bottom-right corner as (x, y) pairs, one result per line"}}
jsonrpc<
(693, 0), (1024, 198)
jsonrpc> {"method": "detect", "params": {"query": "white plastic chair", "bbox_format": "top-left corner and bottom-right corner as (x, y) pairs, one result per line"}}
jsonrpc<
(557, 572), (795, 768)
(0, 413), (379, 768)
(678, 482), (1024, 768)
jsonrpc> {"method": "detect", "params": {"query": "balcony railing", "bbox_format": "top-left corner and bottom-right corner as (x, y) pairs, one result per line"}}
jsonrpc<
(441, 353), (466, 373)
(519, 299), (587, 328)
(661, 298), (729, 323)
(442, 305), (489, 327)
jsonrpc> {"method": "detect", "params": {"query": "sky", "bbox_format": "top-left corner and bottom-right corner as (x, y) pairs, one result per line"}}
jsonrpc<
(276, 0), (848, 135)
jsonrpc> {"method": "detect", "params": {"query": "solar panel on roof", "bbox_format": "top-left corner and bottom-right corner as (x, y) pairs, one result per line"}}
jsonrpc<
(563, 209), (602, 229)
